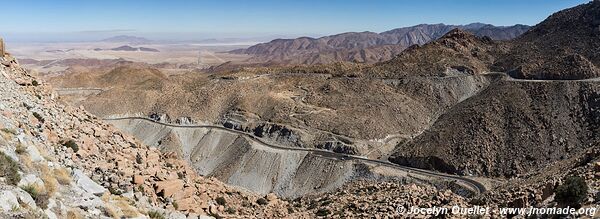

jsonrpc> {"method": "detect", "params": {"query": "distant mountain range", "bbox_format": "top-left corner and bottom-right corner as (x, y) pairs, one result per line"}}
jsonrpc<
(100, 35), (153, 44)
(93, 45), (160, 52)
(229, 23), (530, 65)
(371, 1), (600, 80)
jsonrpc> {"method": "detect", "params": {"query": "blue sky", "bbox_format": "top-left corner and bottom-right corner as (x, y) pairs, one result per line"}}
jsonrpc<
(0, 0), (589, 41)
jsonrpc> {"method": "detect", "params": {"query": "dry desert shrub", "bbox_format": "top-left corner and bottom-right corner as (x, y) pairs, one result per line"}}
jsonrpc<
(53, 167), (72, 185)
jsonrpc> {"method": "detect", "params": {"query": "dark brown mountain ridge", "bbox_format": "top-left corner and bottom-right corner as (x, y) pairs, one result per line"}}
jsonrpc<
(230, 23), (529, 65)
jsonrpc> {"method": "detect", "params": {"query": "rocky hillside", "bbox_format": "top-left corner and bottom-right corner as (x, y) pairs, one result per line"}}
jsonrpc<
(369, 29), (509, 78)
(230, 23), (529, 65)
(383, 1), (600, 178)
(391, 79), (600, 177)
(0, 51), (512, 219)
(0, 54), (298, 218)
(493, 0), (600, 79)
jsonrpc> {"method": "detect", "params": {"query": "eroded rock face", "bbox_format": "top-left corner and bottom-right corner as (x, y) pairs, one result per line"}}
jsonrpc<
(108, 118), (356, 198)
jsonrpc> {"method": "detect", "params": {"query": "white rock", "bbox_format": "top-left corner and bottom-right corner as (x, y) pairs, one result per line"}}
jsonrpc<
(122, 190), (135, 199)
(73, 169), (107, 196)
(199, 215), (216, 219)
(88, 208), (102, 216)
(47, 198), (57, 209)
(12, 188), (36, 208)
(26, 145), (45, 162)
(18, 174), (44, 188)
(45, 209), (58, 219)
(16, 134), (26, 144)
(187, 213), (199, 219)
(0, 148), (19, 162)
(169, 211), (187, 219)
(0, 190), (19, 212)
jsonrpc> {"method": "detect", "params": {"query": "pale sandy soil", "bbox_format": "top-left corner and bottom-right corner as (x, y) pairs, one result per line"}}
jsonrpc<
(8, 41), (251, 74)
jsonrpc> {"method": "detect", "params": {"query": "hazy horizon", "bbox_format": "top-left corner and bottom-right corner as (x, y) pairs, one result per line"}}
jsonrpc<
(1, 0), (588, 43)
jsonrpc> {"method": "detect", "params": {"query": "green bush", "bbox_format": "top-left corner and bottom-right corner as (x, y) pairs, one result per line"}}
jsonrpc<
(256, 197), (268, 205)
(21, 184), (49, 209)
(31, 80), (39, 86)
(555, 176), (588, 207)
(147, 210), (165, 219)
(216, 196), (227, 205)
(316, 208), (331, 216)
(0, 151), (20, 185)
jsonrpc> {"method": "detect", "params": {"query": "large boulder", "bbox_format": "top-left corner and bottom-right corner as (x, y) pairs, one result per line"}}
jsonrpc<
(73, 169), (107, 196)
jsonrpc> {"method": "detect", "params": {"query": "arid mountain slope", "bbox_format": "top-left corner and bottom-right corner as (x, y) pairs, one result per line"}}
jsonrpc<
(391, 79), (600, 177)
(48, 63), (167, 89)
(71, 68), (496, 156)
(387, 1), (600, 177)
(369, 29), (509, 78)
(0, 55), (298, 218)
(231, 23), (529, 65)
(494, 0), (600, 79)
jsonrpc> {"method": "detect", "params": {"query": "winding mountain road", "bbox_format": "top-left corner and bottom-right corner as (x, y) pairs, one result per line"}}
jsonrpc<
(103, 116), (487, 194)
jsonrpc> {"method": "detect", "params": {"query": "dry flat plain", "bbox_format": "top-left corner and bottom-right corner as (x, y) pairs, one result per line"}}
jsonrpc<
(8, 41), (251, 76)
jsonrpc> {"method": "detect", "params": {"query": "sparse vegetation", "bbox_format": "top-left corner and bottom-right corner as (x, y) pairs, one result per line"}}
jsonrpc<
(226, 207), (236, 214)
(103, 204), (118, 218)
(60, 139), (79, 152)
(555, 176), (588, 207)
(32, 80), (39, 86)
(66, 209), (83, 219)
(172, 201), (178, 210)
(256, 197), (268, 205)
(316, 208), (331, 216)
(216, 196), (227, 205)
(42, 174), (59, 196)
(53, 167), (72, 185)
(115, 200), (139, 218)
(15, 143), (27, 154)
(11, 204), (20, 212)
(32, 112), (44, 123)
(108, 187), (123, 195)
(22, 184), (50, 209)
(147, 210), (165, 219)
(0, 151), (21, 185)
(1, 128), (17, 135)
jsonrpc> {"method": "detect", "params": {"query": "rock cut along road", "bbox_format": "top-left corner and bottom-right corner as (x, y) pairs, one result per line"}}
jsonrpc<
(103, 116), (487, 195)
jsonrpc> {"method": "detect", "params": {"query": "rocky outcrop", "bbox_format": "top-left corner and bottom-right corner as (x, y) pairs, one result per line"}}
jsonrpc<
(0, 37), (5, 57)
